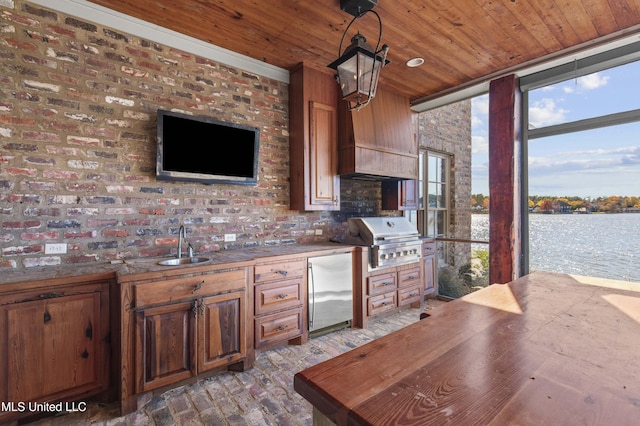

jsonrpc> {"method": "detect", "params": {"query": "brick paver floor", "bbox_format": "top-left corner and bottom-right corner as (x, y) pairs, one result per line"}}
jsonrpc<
(27, 300), (445, 426)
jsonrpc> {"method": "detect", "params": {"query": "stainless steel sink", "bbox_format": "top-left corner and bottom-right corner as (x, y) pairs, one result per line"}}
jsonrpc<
(157, 257), (211, 266)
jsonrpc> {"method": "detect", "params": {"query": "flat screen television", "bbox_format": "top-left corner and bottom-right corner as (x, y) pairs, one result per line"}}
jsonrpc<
(156, 109), (260, 185)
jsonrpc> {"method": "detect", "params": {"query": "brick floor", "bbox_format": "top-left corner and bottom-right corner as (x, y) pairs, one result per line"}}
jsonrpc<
(26, 300), (446, 426)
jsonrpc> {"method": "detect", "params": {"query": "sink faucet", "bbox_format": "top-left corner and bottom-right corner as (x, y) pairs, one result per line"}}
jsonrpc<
(177, 225), (186, 259)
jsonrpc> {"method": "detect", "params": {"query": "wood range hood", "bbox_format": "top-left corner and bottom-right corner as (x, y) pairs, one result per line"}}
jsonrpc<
(337, 87), (419, 181)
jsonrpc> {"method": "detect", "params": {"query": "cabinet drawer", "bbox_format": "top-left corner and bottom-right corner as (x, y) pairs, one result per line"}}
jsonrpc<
(134, 268), (247, 308)
(254, 278), (303, 315)
(367, 291), (397, 316)
(254, 259), (306, 283)
(367, 272), (397, 296)
(398, 285), (422, 306)
(398, 266), (422, 288)
(422, 241), (437, 256)
(254, 307), (303, 347)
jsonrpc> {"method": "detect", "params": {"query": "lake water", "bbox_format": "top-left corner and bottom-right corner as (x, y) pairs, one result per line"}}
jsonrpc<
(471, 213), (640, 283)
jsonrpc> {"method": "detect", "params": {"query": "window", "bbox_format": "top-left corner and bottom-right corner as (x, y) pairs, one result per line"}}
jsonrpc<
(520, 55), (640, 279)
(407, 150), (450, 238)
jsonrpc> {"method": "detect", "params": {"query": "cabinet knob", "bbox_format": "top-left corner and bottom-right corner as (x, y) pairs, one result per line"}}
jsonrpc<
(275, 270), (288, 277)
(276, 293), (288, 300)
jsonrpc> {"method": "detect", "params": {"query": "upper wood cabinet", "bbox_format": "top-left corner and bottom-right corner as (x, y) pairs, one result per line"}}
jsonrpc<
(289, 63), (340, 211)
(381, 179), (419, 210)
(338, 88), (418, 180)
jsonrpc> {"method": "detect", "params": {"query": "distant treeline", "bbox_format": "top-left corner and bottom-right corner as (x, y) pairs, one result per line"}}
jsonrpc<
(472, 194), (640, 213)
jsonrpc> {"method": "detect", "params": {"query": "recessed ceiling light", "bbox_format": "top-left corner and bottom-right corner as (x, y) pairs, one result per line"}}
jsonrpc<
(406, 57), (425, 67)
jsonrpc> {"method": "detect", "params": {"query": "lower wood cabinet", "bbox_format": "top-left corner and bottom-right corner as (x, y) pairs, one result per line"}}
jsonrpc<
(422, 239), (438, 298)
(198, 293), (245, 372)
(361, 262), (423, 325)
(135, 300), (195, 392)
(254, 306), (304, 347)
(253, 257), (306, 348)
(0, 276), (112, 424)
(119, 265), (250, 414)
(135, 291), (245, 393)
(398, 264), (423, 306)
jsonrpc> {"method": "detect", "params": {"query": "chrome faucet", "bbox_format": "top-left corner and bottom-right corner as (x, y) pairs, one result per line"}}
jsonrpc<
(177, 225), (186, 259)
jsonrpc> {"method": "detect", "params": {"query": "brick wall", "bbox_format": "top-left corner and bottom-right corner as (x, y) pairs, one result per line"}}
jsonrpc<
(0, 1), (470, 272)
(0, 0), (386, 270)
(418, 100), (472, 239)
(418, 100), (473, 268)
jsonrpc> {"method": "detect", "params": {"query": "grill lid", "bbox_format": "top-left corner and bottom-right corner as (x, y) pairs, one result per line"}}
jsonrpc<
(344, 216), (419, 245)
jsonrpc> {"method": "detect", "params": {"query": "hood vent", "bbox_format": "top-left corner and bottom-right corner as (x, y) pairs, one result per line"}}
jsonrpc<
(337, 87), (418, 181)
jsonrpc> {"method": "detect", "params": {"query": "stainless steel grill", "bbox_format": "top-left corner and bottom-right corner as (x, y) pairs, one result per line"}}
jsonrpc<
(344, 216), (422, 270)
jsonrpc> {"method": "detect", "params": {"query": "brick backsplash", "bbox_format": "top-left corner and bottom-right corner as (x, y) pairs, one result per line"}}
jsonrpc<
(0, 0), (372, 270)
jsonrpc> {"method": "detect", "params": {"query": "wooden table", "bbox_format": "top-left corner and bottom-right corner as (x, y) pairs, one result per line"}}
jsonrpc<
(294, 271), (640, 425)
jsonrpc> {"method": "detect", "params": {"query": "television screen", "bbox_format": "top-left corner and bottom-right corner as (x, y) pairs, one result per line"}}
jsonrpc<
(156, 110), (260, 185)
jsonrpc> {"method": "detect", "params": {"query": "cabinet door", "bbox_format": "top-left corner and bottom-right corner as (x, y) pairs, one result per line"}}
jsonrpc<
(1, 290), (108, 403)
(198, 291), (245, 372)
(309, 101), (339, 209)
(401, 180), (419, 210)
(424, 255), (437, 297)
(135, 301), (196, 392)
(382, 180), (419, 210)
(423, 241), (438, 298)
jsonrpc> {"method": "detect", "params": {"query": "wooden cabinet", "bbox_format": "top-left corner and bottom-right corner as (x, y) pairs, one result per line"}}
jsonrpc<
(422, 239), (438, 298)
(119, 266), (250, 413)
(363, 262), (422, 321)
(198, 293), (245, 372)
(0, 275), (112, 424)
(397, 264), (423, 306)
(381, 179), (419, 210)
(290, 63), (340, 211)
(338, 87), (418, 180)
(253, 257), (306, 348)
(135, 300), (195, 391)
(134, 289), (245, 393)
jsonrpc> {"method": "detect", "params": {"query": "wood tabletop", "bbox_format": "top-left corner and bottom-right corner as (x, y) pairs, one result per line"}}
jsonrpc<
(294, 271), (640, 425)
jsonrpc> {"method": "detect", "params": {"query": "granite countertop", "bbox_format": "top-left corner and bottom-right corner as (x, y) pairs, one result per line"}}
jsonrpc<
(0, 242), (356, 286)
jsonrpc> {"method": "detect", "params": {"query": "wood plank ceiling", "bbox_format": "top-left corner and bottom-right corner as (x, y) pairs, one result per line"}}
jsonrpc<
(88, 0), (640, 104)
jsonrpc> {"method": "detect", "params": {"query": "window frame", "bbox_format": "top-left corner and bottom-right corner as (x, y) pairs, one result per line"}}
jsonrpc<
(408, 149), (451, 239)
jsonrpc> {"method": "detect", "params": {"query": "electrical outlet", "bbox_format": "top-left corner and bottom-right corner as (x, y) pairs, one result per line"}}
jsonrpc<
(224, 234), (236, 242)
(45, 243), (67, 254)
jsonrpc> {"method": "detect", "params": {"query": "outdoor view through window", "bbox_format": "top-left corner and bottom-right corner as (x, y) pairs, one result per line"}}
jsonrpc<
(471, 59), (640, 284)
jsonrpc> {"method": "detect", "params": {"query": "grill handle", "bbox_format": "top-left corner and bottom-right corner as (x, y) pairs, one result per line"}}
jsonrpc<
(375, 235), (419, 242)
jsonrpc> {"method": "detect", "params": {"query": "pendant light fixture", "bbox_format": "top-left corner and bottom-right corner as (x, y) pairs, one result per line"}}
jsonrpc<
(328, 7), (389, 111)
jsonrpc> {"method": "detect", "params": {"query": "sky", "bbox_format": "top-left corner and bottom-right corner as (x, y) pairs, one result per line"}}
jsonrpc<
(471, 60), (640, 198)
